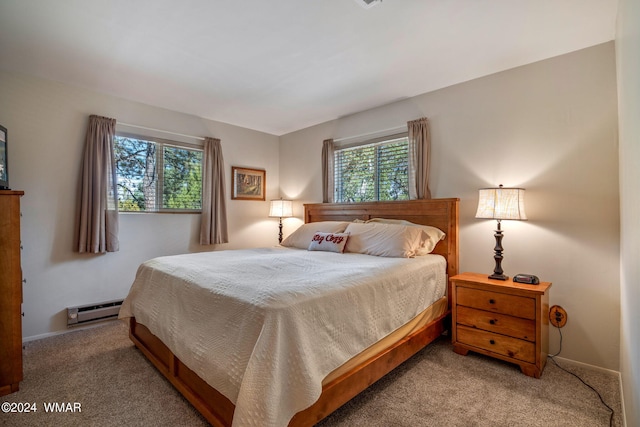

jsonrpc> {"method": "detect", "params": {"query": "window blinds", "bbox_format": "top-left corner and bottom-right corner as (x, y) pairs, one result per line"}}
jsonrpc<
(334, 135), (409, 203)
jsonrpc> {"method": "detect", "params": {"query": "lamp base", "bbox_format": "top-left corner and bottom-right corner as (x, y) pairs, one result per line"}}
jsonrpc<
(489, 220), (508, 281)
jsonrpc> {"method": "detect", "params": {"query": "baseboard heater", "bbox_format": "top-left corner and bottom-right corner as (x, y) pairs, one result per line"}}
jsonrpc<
(67, 299), (123, 327)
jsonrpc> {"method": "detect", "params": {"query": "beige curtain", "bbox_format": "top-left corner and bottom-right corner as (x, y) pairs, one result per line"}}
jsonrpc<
(322, 139), (335, 203)
(408, 117), (432, 199)
(200, 137), (228, 245)
(75, 115), (119, 253)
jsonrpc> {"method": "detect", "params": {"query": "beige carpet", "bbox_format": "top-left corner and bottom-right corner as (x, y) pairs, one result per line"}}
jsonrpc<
(1, 321), (622, 427)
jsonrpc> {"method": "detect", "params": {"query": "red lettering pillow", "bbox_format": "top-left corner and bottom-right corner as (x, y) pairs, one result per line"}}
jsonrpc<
(308, 232), (350, 253)
(281, 221), (349, 249)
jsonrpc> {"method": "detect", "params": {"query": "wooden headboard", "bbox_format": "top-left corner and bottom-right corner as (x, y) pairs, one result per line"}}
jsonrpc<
(304, 198), (459, 278)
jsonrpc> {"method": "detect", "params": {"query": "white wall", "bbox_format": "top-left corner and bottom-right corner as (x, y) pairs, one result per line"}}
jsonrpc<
(0, 70), (280, 339)
(616, 0), (640, 423)
(281, 43), (620, 370)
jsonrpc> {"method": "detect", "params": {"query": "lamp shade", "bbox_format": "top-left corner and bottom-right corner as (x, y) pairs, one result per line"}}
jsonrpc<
(475, 185), (527, 221)
(269, 199), (293, 218)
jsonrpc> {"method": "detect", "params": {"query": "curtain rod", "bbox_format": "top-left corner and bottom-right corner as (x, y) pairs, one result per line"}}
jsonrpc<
(117, 122), (206, 141)
(333, 125), (407, 143)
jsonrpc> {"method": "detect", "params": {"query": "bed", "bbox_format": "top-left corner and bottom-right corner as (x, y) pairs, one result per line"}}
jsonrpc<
(120, 199), (459, 426)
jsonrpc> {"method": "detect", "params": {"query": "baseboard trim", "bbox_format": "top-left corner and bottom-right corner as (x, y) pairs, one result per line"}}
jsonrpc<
(618, 372), (628, 427)
(22, 319), (119, 343)
(550, 355), (620, 376)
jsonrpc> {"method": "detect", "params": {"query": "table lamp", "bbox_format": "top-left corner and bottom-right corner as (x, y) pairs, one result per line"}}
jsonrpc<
(475, 185), (526, 280)
(269, 199), (293, 244)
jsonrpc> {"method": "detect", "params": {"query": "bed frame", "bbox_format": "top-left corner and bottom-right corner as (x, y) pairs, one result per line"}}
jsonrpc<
(128, 198), (459, 426)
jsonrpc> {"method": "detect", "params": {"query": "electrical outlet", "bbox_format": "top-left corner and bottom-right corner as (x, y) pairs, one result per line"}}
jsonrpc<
(549, 305), (567, 328)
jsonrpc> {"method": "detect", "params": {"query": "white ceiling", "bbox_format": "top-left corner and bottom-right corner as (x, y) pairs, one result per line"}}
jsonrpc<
(0, 0), (618, 136)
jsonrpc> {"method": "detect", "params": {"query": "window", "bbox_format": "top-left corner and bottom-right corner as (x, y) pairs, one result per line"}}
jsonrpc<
(334, 133), (409, 203)
(114, 134), (203, 212)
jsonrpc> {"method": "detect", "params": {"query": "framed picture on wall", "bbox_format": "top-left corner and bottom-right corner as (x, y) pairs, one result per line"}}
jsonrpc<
(0, 124), (8, 190)
(231, 166), (265, 201)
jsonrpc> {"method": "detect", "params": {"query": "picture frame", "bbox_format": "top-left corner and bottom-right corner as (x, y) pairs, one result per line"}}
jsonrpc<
(0, 124), (8, 190)
(231, 166), (265, 201)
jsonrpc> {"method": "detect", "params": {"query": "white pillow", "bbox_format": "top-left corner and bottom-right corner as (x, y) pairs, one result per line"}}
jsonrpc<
(308, 232), (350, 253)
(365, 218), (445, 254)
(343, 222), (426, 258)
(281, 221), (349, 249)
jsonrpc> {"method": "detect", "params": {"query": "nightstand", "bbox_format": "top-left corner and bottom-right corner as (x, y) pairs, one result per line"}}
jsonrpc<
(450, 272), (552, 378)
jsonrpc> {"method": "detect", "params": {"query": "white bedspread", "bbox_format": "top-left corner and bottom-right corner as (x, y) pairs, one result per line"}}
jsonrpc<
(119, 247), (446, 427)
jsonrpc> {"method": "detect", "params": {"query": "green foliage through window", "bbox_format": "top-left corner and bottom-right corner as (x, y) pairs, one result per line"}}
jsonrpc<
(114, 135), (202, 212)
(334, 135), (409, 202)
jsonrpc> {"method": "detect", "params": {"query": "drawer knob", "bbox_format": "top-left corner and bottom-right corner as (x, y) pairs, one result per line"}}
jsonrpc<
(489, 299), (496, 304)
(489, 319), (496, 325)
(489, 339), (495, 345)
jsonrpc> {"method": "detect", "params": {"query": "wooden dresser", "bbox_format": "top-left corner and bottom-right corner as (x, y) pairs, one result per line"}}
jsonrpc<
(450, 272), (552, 378)
(0, 190), (24, 396)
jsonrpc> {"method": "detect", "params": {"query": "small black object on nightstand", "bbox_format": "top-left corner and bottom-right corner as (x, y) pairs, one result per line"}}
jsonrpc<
(513, 274), (540, 284)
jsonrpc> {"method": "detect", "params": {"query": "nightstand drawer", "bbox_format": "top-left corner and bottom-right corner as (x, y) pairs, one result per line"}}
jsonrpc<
(457, 287), (535, 319)
(457, 325), (536, 363)
(456, 306), (536, 341)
